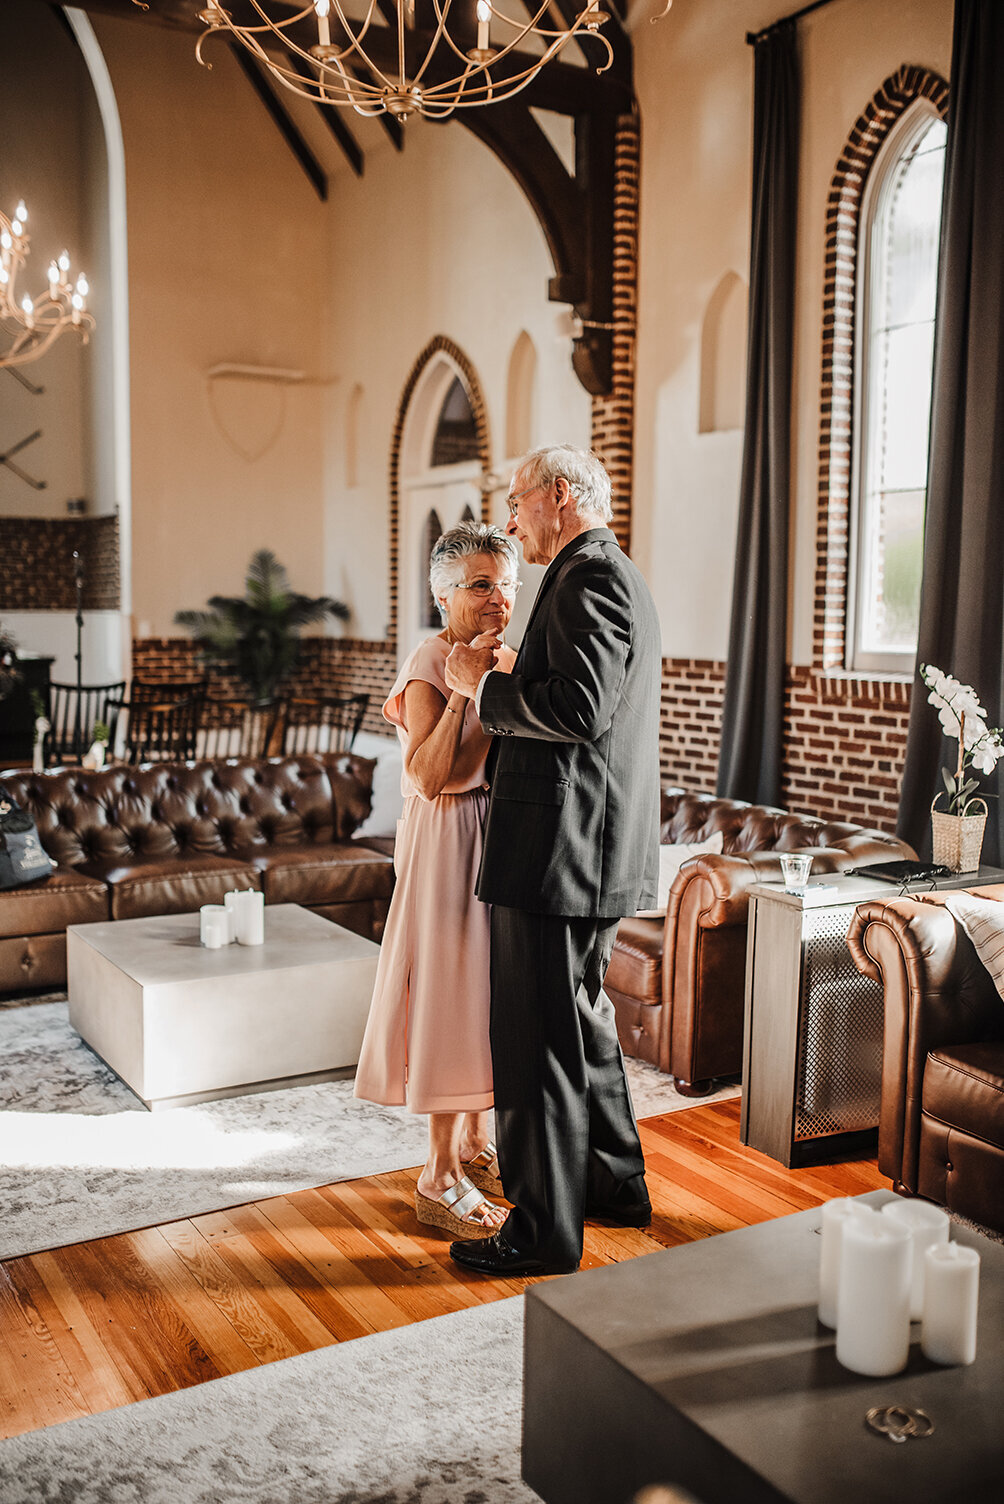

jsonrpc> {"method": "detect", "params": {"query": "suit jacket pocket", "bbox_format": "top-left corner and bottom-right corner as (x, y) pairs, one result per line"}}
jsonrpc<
(493, 772), (569, 806)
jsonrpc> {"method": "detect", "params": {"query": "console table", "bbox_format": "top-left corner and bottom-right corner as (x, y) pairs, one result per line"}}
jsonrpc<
(740, 869), (1004, 1167)
(524, 1191), (1003, 1504)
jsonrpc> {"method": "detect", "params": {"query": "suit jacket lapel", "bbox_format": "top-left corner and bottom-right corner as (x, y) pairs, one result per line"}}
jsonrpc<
(513, 529), (616, 664)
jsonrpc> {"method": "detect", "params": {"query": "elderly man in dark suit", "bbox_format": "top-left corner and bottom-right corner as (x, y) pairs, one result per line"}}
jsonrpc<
(444, 444), (662, 1276)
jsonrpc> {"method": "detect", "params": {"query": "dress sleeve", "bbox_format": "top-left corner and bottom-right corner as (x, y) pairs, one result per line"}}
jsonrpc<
(382, 637), (448, 732)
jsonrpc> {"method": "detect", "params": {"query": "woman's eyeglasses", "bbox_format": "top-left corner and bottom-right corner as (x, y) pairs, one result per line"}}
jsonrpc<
(454, 579), (522, 598)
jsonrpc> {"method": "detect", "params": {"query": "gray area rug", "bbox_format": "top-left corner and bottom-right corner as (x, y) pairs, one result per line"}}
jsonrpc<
(0, 1296), (534, 1504)
(0, 998), (738, 1261)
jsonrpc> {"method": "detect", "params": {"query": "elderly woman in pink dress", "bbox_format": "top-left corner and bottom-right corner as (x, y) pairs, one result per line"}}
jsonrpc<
(354, 521), (519, 1238)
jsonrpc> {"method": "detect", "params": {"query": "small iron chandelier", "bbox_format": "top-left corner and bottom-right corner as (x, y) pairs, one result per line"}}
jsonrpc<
(193, 0), (614, 120)
(0, 202), (94, 370)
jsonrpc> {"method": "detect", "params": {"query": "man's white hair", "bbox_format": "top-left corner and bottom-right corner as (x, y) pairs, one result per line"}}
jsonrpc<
(516, 445), (613, 522)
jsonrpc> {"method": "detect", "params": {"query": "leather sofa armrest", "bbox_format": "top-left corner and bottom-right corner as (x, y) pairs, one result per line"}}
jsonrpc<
(664, 847), (846, 941)
(847, 896), (1001, 1192)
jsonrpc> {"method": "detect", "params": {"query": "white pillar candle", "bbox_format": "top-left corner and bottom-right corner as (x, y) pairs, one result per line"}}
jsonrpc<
(223, 890), (244, 944)
(200, 906), (229, 949)
(921, 1242), (980, 1366)
(236, 889), (265, 946)
(835, 1211), (911, 1376)
(200, 904), (228, 946)
(818, 1198), (874, 1328)
(881, 1199), (950, 1319)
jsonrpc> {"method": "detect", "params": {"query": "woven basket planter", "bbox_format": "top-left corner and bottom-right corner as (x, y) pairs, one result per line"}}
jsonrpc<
(930, 796), (988, 874)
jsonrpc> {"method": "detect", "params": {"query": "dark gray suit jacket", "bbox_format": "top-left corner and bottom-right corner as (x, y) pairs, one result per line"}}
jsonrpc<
(476, 528), (661, 918)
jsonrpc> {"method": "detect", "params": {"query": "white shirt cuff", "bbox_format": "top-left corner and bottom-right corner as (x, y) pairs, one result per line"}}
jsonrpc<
(474, 669), (493, 717)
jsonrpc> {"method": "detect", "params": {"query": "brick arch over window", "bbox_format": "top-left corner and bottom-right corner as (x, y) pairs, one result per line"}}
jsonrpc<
(388, 336), (492, 646)
(815, 65), (948, 671)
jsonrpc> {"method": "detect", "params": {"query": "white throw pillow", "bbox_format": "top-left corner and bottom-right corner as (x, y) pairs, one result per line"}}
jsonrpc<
(943, 893), (1004, 1000)
(352, 731), (405, 839)
(636, 830), (725, 917)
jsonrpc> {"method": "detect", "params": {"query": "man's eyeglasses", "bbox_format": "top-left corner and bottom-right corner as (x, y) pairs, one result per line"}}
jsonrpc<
(505, 483), (539, 518)
(454, 579), (522, 598)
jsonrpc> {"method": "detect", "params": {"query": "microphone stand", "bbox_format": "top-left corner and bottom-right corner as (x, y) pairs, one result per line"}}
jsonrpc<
(73, 550), (84, 759)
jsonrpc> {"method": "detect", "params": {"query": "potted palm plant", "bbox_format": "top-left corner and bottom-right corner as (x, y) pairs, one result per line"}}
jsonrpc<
(175, 550), (349, 704)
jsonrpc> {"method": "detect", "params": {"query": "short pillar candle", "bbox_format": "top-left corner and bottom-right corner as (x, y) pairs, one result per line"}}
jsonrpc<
(835, 1210), (911, 1376)
(200, 905), (229, 949)
(922, 1242), (980, 1365)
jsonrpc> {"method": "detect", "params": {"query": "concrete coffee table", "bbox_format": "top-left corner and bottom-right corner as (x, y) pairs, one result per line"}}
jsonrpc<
(524, 1190), (1003, 1503)
(66, 904), (380, 1110)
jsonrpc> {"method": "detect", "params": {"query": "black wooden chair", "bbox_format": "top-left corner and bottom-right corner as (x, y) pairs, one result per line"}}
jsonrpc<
(111, 692), (204, 763)
(45, 681), (126, 765)
(281, 694), (369, 755)
(196, 697), (285, 759)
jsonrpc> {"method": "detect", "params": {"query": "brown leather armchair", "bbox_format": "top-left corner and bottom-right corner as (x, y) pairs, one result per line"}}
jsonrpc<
(605, 789), (916, 1094)
(848, 885), (1004, 1236)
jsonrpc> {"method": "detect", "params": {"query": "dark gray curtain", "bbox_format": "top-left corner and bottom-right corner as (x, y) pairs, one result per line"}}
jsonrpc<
(716, 23), (799, 806)
(897, 0), (1004, 865)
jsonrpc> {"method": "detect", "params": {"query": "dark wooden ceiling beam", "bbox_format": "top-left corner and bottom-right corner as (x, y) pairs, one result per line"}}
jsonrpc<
(313, 98), (365, 177)
(228, 44), (329, 200)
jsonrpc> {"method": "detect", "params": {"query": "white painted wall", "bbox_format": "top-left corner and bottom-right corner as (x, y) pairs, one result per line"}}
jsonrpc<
(323, 116), (591, 639)
(4, 0), (956, 673)
(0, 1), (97, 518)
(631, 0), (952, 663)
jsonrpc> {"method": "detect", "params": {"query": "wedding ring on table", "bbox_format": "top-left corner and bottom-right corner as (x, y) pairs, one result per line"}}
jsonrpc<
(865, 1406), (934, 1443)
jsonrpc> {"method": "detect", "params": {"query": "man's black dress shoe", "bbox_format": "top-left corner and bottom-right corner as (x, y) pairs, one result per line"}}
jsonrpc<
(449, 1231), (579, 1276)
(584, 1199), (653, 1227)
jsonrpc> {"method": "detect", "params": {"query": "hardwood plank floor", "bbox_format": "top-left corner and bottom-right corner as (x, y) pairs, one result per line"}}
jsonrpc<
(0, 1099), (887, 1442)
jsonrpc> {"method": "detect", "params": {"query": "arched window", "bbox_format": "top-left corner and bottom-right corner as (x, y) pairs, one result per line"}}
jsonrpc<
(506, 331), (537, 457)
(431, 376), (479, 467)
(422, 508), (443, 628)
(345, 383), (364, 488)
(850, 104), (947, 672)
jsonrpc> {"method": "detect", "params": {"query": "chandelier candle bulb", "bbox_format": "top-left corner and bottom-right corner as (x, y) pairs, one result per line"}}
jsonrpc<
(880, 1199), (950, 1320)
(818, 1197), (873, 1328)
(922, 1242), (980, 1365)
(477, 1), (491, 51)
(314, 0), (331, 49)
(835, 1211), (912, 1376)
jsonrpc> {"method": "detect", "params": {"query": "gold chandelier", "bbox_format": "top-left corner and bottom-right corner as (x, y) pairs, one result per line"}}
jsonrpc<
(193, 0), (614, 120)
(0, 202), (94, 371)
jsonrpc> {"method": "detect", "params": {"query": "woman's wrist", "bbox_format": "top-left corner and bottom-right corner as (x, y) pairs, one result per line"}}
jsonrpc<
(445, 692), (466, 716)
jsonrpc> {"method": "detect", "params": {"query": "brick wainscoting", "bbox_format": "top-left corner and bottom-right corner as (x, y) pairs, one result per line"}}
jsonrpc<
(0, 515), (120, 611)
(659, 658), (912, 834)
(132, 637), (397, 739)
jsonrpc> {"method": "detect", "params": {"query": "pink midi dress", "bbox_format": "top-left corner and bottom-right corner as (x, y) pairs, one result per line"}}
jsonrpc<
(353, 633), (516, 1114)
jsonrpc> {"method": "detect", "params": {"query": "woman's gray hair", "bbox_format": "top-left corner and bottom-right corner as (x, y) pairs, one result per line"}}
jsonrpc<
(429, 521), (519, 623)
(517, 445), (613, 522)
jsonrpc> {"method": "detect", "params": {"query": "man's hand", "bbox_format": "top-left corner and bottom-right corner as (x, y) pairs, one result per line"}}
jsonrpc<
(446, 637), (497, 698)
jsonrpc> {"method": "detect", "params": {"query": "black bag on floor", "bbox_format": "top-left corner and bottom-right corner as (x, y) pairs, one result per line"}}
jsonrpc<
(0, 796), (54, 889)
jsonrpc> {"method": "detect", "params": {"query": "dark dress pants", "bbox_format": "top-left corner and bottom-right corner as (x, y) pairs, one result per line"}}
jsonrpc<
(489, 905), (648, 1264)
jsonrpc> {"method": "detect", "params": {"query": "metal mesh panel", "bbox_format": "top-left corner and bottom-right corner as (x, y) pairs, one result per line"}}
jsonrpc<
(794, 906), (884, 1140)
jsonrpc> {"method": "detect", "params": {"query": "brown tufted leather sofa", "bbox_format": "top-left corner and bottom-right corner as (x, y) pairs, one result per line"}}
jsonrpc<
(605, 788), (916, 1094)
(0, 753), (395, 995)
(847, 885), (1004, 1236)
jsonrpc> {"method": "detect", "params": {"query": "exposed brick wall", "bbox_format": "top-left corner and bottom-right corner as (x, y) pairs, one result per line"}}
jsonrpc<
(590, 112), (639, 554)
(783, 668), (911, 831)
(658, 657), (913, 834)
(659, 658), (727, 791)
(815, 66), (948, 669)
(131, 636), (397, 738)
(0, 515), (120, 610)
